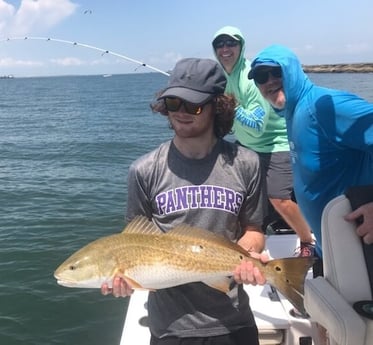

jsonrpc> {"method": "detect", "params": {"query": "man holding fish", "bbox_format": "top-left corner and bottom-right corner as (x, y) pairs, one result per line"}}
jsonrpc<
(55, 58), (314, 345)
(108, 57), (268, 345)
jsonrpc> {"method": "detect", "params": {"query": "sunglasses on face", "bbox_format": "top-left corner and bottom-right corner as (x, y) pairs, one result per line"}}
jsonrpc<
(213, 39), (239, 49)
(164, 97), (208, 115)
(253, 67), (282, 85)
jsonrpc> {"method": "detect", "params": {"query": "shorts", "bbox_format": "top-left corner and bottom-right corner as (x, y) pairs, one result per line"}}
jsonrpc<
(257, 151), (293, 200)
(150, 326), (259, 345)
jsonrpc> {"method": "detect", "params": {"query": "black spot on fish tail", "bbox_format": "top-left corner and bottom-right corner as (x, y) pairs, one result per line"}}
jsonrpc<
(266, 257), (316, 315)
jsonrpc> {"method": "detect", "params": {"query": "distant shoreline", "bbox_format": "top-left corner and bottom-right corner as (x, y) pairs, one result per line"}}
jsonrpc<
(303, 63), (373, 73)
(3, 63), (373, 79)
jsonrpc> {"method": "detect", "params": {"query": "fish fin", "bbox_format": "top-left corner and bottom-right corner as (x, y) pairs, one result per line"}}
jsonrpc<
(119, 274), (156, 292)
(122, 216), (163, 235)
(123, 277), (153, 291)
(166, 224), (249, 256)
(202, 277), (232, 293)
(110, 268), (147, 290)
(266, 257), (316, 316)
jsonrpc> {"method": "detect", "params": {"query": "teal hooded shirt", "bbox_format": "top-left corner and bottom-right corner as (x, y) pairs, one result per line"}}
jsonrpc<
(251, 44), (373, 256)
(212, 26), (289, 153)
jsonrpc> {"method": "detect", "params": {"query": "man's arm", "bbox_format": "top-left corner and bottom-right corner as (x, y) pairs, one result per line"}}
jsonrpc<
(237, 225), (265, 253)
(234, 225), (268, 285)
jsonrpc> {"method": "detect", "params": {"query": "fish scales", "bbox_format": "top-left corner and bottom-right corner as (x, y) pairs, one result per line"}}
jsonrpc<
(54, 216), (315, 316)
(115, 221), (247, 274)
(113, 230), (242, 281)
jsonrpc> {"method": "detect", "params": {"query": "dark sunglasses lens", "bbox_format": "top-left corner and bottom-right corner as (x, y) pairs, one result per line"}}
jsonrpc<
(164, 97), (181, 111)
(254, 68), (282, 84)
(164, 98), (203, 115)
(214, 41), (223, 49)
(254, 71), (269, 85)
(226, 40), (239, 47)
(184, 102), (203, 115)
(271, 68), (282, 78)
(214, 39), (238, 49)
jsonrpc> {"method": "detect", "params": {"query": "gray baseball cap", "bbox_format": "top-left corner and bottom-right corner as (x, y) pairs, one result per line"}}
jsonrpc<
(158, 58), (226, 104)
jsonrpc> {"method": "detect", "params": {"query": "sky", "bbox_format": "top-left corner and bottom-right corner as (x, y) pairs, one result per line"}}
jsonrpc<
(1, 0), (373, 77)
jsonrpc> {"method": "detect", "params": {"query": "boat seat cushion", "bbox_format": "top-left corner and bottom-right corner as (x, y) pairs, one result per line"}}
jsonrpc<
(304, 195), (373, 345)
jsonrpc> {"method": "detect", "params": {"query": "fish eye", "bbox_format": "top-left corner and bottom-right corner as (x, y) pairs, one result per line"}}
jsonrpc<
(69, 265), (77, 271)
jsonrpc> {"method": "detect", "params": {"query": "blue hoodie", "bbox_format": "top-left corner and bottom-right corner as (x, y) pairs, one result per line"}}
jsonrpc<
(251, 44), (373, 256)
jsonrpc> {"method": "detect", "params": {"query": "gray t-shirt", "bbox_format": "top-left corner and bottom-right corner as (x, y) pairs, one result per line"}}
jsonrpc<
(126, 139), (265, 338)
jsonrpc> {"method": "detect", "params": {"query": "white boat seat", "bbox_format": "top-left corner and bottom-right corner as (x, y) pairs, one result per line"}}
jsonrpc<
(304, 195), (373, 345)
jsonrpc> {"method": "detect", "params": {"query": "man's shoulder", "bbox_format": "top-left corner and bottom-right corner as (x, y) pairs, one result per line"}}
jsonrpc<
(131, 140), (171, 168)
(220, 139), (260, 162)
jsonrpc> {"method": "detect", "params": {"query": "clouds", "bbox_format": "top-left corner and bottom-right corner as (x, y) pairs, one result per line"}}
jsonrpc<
(0, 56), (42, 67)
(0, 0), (15, 33)
(0, 0), (79, 75)
(0, 0), (77, 37)
(50, 56), (83, 66)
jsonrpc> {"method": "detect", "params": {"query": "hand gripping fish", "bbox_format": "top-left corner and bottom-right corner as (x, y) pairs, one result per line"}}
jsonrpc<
(54, 216), (315, 315)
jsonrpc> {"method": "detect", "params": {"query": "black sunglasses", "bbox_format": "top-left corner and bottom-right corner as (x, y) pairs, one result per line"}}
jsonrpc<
(253, 67), (282, 85)
(164, 97), (208, 115)
(213, 39), (239, 49)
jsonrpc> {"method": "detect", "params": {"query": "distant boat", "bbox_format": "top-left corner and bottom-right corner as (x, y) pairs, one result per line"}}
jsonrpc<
(103, 74), (112, 78)
(0, 74), (14, 79)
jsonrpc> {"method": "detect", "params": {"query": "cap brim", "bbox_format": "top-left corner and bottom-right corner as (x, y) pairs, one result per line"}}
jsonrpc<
(157, 87), (213, 104)
(248, 62), (280, 79)
(220, 33), (240, 41)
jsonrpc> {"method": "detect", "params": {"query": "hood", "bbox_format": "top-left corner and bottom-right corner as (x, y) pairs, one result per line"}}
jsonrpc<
(212, 26), (246, 75)
(250, 44), (313, 118)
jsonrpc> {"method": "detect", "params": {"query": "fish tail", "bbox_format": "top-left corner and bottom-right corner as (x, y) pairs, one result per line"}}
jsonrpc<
(266, 257), (316, 316)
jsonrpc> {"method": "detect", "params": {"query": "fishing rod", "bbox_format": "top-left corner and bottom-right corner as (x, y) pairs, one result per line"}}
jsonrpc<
(0, 36), (170, 76)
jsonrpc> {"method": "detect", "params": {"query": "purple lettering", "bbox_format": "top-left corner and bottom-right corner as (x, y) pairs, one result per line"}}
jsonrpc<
(188, 186), (199, 208)
(224, 189), (236, 212)
(156, 193), (167, 215)
(165, 190), (176, 214)
(175, 187), (189, 210)
(200, 185), (213, 208)
(212, 186), (225, 209)
(155, 185), (243, 216)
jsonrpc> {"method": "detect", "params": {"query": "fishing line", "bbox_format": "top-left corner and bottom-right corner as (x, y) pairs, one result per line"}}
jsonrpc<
(0, 36), (170, 76)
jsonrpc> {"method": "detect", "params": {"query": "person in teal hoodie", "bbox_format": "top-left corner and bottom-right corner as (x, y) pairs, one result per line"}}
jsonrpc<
(212, 26), (315, 256)
(248, 44), (373, 259)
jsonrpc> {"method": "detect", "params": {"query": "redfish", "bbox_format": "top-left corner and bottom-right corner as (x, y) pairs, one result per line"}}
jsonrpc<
(54, 216), (315, 314)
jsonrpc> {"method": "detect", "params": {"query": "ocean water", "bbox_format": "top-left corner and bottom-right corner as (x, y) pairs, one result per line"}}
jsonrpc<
(1, 72), (372, 345)
(0, 73), (170, 345)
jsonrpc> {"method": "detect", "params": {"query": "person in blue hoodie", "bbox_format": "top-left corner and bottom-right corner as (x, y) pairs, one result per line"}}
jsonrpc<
(212, 26), (315, 257)
(248, 44), (373, 261)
